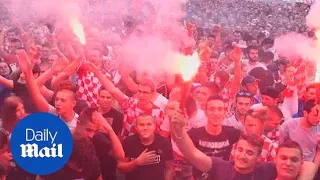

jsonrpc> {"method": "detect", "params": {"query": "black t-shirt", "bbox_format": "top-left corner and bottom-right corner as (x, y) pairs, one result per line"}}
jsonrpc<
(100, 108), (124, 135)
(123, 134), (173, 180)
(92, 132), (115, 180)
(188, 126), (241, 179)
(207, 157), (277, 180)
(12, 81), (38, 113)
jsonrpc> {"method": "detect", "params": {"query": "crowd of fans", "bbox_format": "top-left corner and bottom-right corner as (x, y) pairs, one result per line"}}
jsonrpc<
(0, 0), (320, 180)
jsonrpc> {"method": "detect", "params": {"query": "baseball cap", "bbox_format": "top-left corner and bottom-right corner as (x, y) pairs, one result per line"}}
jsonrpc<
(241, 75), (259, 86)
(261, 87), (280, 99)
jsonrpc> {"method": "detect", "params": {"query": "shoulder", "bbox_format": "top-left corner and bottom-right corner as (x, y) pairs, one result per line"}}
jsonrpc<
(123, 134), (139, 145)
(154, 134), (171, 145)
(223, 126), (241, 134)
(282, 118), (299, 128)
(255, 162), (277, 177)
(110, 108), (124, 116)
(188, 126), (206, 134)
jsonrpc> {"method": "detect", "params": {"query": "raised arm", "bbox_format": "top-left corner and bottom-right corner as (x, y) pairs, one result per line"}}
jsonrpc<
(0, 31), (9, 61)
(170, 111), (212, 172)
(229, 46), (242, 95)
(88, 62), (126, 104)
(0, 76), (13, 89)
(93, 111), (125, 161)
(17, 50), (50, 112)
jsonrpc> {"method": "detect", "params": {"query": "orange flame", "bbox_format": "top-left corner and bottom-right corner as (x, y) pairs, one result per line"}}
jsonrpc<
(316, 30), (320, 40)
(70, 18), (86, 45)
(175, 52), (201, 81)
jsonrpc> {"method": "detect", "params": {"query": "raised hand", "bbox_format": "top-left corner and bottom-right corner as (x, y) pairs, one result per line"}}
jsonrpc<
(86, 61), (100, 74)
(92, 111), (113, 134)
(212, 24), (222, 33)
(17, 50), (33, 74)
(170, 110), (186, 138)
(230, 45), (242, 63)
(136, 148), (158, 166)
(51, 57), (67, 74)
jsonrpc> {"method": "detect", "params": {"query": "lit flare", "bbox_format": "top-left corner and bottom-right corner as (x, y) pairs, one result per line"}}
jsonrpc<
(175, 52), (201, 81)
(70, 18), (86, 45)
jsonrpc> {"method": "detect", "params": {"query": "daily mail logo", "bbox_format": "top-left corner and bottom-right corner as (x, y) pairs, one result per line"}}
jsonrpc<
(20, 129), (63, 158)
(10, 113), (73, 175)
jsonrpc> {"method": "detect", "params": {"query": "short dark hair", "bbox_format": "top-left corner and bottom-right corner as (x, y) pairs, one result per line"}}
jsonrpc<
(201, 82), (220, 96)
(206, 95), (224, 110)
(239, 133), (264, 155)
(55, 89), (76, 101)
(247, 45), (259, 53)
(277, 140), (303, 158)
(136, 113), (154, 124)
(304, 99), (317, 113)
(233, 30), (242, 36)
(261, 51), (274, 64)
(98, 86), (109, 94)
(78, 108), (96, 126)
(186, 96), (197, 117)
(245, 108), (268, 123)
(267, 105), (283, 119)
(32, 63), (41, 74)
(10, 38), (22, 45)
(306, 84), (317, 92)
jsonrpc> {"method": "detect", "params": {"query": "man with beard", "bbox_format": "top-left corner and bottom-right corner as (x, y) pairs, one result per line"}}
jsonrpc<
(280, 99), (320, 162)
(243, 45), (267, 73)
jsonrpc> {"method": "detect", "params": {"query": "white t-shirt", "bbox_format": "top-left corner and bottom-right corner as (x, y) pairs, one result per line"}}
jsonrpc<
(223, 115), (244, 132)
(243, 60), (268, 74)
(160, 109), (207, 156)
(48, 105), (79, 131)
(153, 93), (169, 111)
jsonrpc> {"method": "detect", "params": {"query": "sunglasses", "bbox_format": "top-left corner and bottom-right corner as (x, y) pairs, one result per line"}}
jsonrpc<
(237, 92), (252, 97)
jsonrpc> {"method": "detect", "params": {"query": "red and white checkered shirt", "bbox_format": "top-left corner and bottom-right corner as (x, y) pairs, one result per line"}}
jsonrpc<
(120, 96), (165, 140)
(230, 135), (278, 162)
(76, 64), (111, 108)
(265, 128), (280, 145)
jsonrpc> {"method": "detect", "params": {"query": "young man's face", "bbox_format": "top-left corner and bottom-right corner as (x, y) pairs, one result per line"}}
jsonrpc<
(0, 62), (10, 77)
(137, 85), (153, 105)
(234, 139), (260, 171)
(276, 147), (303, 180)
(16, 102), (27, 121)
(87, 49), (101, 66)
(136, 116), (156, 139)
(243, 82), (258, 96)
(194, 86), (216, 109)
(7, 32), (16, 41)
(40, 47), (51, 59)
(264, 111), (282, 132)
(248, 49), (259, 62)
(305, 88), (317, 101)
(205, 100), (225, 127)
(55, 90), (76, 116)
(304, 105), (320, 126)
(9, 41), (21, 54)
(97, 90), (114, 108)
(244, 115), (264, 135)
(236, 97), (252, 116)
(262, 95), (278, 106)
